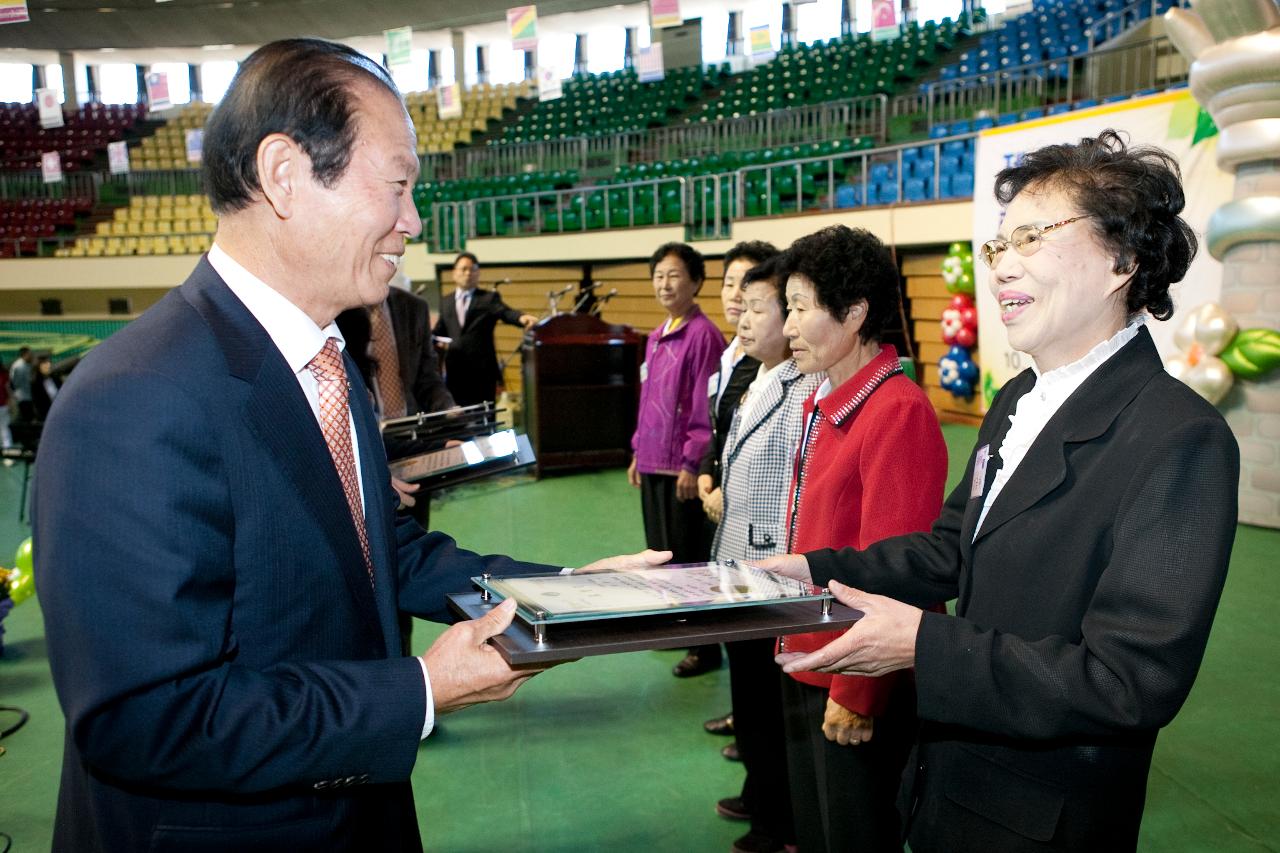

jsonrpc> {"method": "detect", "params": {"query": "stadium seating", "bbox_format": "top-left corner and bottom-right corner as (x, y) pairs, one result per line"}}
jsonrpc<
(129, 101), (210, 170)
(54, 192), (215, 257)
(0, 101), (145, 171)
(407, 82), (530, 154)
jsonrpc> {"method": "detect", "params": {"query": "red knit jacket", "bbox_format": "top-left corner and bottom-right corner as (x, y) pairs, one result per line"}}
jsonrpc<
(783, 346), (947, 716)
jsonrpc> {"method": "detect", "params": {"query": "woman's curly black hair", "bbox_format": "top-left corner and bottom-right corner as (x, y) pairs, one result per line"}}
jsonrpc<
(993, 129), (1197, 321)
(780, 225), (900, 343)
(649, 242), (706, 285)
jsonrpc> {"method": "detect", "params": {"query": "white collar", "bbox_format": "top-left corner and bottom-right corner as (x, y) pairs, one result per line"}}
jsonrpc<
(1031, 317), (1145, 388)
(208, 243), (345, 374)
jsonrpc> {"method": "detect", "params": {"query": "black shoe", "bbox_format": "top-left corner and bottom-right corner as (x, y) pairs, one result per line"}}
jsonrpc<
(715, 796), (750, 821)
(731, 830), (788, 853)
(704, 713), (734, 735)
(673, 647), (722, 678)
(721, 742), (741, 762)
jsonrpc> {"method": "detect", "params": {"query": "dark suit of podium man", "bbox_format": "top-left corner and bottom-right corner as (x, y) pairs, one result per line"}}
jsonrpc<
(32, 39), (661, 853)
(432, 252), (536, 406)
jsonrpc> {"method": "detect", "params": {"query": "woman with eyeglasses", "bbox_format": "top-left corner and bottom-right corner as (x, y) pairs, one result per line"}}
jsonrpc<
(760, 131), (1239, 852)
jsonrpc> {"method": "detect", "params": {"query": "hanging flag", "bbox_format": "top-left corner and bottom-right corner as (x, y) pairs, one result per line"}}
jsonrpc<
(108, 140), (130, 175)
(145, 71), (171, 111)
(749, 25), (774, 56)
(385, 27), (413, 67)
(36, 87), (63, 129)
(507, 5), (538, 51)
(41, 151), (62, 184)
(185, 129), (204, 164)
(649, 0), (681, 29)
(537, 66), (562, 102)
(0, 0), (28, 24)
(637, 43), (665, 83)
(871, 0), (899, 42)
(437, 83), (463, 119)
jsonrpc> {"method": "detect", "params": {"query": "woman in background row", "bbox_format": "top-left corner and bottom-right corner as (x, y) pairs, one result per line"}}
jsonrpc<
(769, 132), (1239, 852)
(629, 243), (725, 575)
(780, 225), (947, 853)
(677, 241), (780, 684)
(710, 255), (821, 853)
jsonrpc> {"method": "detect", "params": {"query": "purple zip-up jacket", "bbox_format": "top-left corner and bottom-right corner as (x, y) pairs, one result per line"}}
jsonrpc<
(631, 304), (725, 476)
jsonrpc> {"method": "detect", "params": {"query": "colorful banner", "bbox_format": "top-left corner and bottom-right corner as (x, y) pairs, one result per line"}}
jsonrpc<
(537, 66), (562, 102)
(41, 151), (62, 184)
(36, 87), (62, 129)
(507, 5), (538, 51)
(145, 71), (171, 111)
(107, 140), (130, 175)
(650, 0), (681, 29)
(971, 91), (1235, 410)
(384, 27), (413, 67)
(637, 43), (665, 83)
(0, 0), (28, 24)
(436, 83), (462, 119)
(749, 24), (774, 56)
(871, 0), (899, 42)
(185, 128), (204, 164)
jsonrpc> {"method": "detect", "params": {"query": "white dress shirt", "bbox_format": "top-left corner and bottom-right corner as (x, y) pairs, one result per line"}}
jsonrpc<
(208, 244), (437, 739)
(709, 336), (748, 409)
(974, 319), (1144, 539)
(739, 359), (789, 429)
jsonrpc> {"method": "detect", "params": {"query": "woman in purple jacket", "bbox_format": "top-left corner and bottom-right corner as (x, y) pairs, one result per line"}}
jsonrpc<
(628, 242), (726, 565)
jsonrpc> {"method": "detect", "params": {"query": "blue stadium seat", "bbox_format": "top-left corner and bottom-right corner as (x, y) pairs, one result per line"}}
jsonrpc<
(903, 177), (932, 202)
(873, 181), (899, 204)
(834, 183), (863, 208)
(929, 123), (950, 138)
(972, 116), (995, 130)
(952, 171), (975, 197)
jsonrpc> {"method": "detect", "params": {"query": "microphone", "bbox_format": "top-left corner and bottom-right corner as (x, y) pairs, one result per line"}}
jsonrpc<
(581, 280), (602, 291)
(548, 284), (574, 299)
(492, 277), (513, 288)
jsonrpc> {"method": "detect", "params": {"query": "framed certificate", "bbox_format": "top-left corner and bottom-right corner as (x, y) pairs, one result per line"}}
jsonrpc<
(450, 561), (863, 665)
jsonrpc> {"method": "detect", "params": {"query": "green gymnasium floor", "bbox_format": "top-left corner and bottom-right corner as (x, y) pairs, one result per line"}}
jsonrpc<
(0, 424), (1275, 851)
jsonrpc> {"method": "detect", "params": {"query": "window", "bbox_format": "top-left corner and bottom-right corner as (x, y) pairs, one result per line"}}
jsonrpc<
(0, 62), (33, 103)
(98, 63), (139, 104)
(201, 61), (238, 103)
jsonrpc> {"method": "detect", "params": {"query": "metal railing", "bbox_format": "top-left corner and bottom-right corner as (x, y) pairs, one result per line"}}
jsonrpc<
(0, 171), (100, 200)
(920, 35), (1188, 130)
(427, 175), (689, 253)
(688, 173), (738, 241)
(1086, 0), (1184, 49)
(418, 96), (887, 182)
(732, 133), (979, 219)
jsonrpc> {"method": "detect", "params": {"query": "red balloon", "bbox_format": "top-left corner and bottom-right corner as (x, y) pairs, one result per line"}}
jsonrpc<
(955, 328), (977, 348)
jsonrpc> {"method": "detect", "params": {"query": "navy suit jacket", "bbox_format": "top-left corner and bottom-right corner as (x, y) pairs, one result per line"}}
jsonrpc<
(33, 258), (548, 852)
(431, 287), (523, 405)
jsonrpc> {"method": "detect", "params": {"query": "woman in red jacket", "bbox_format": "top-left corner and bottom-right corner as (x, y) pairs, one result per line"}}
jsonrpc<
(779, 225), (947, 852)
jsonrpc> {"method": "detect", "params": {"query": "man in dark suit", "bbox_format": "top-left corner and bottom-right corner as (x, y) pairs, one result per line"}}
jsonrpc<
(32, 39), (663, 853)
(432, 252), (536, 406)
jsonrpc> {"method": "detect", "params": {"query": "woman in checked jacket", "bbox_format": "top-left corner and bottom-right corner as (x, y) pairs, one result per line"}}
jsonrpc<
(709, 256), (822, 853)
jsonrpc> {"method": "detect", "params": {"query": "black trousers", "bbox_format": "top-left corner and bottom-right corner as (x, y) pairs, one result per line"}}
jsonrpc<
(639, 473), (710, 562)
(781, 677), (915, 853)
(730, 640), (795, 843)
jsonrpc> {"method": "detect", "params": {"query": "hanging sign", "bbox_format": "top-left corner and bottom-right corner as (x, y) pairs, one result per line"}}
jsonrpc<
(749, 25), (774, 57)
(436, 83), (462, 119)
(108, 140), (130, 175)
(872, 0), (899, 42)
(41, 151), (62, 184)
(507, 5), (539, 51)
(650, 0), (681, 29)
(0, 1), (28, 24)
(145, 71), (171, 111)
(185, 128), (204, 164)
(36, 87), (63, 129)
(537, 66), (562, 102)
(385, 27), (413, 67)
(637, 43), (665, 83)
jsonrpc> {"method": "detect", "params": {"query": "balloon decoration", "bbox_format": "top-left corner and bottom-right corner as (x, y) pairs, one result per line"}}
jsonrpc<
(1165, 302), (1280, 406)
(5, 537), (35, 606)
(938, 247), (979, 399)
(939, 345), (980, 397)
(941, 293), (978, 349)
(941, 242), (975, 295)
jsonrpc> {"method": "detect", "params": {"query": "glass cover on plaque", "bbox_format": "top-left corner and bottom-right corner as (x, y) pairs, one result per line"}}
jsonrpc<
(474, 561), (830, 626)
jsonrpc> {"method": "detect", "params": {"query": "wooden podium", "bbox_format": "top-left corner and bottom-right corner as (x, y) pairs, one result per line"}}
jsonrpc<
(521, 313), (643, 475)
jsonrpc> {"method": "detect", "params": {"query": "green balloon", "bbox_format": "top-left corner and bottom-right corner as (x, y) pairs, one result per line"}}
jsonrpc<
(14, 537), (32, 573)
(956, 272), (975, 295)
(8, 568), (34, 606)
(948, 242), (966, 256)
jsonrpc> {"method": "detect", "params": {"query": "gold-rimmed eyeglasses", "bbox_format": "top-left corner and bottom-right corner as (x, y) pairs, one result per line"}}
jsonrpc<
(980, 215), (1091, 269)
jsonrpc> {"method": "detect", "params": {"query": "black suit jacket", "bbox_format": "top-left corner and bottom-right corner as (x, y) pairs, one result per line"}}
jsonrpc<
(33, 259), (548, 852)
(338, 289), (455, 417)
(431, 287), (524, 405)
(807, 326), (1239, 852)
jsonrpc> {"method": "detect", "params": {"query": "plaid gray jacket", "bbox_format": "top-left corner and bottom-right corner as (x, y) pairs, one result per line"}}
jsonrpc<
(712, 360), (822, 562)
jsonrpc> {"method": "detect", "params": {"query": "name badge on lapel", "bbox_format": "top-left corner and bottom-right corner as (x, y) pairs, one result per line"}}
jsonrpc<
(971, 444), (991, 500)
